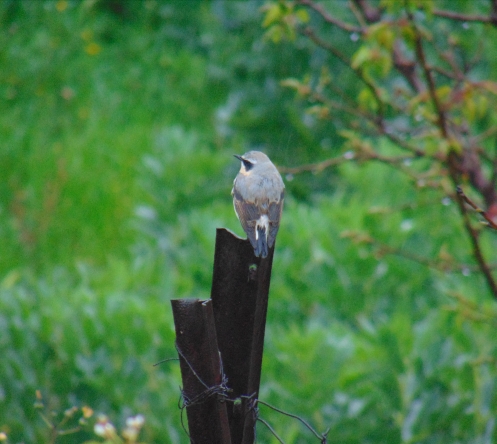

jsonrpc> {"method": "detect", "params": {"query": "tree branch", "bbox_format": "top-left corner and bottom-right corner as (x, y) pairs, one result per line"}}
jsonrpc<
(292, 0), (497, 299)
(454, 189), (497, 298)
(297, 0), (363, 33)
(279, 152), (418, 175)
(279, 155), (347, 174)
(456, 186), (497, 229)
(406, 3), (497, 299)
(342, 230), (497, 273)
(351, 0), (382, 23)
(301, 26), (385, 126)
(433, 9), (497, 26)
(392, 40), (423, 93)
(406, 7), (449, 139)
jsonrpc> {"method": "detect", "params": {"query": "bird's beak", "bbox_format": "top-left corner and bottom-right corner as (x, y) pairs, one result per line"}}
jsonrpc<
(234, 154), (243, 161)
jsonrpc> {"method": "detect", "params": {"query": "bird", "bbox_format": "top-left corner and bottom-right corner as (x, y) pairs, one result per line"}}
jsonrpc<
(232, 151), (285, 258)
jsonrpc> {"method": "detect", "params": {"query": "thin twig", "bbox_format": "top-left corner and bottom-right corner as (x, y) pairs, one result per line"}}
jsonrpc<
(474, 126), (497, 144)
(406, 5), (448, 138)
(342, 230), (497, 273)
(280, 150), (427, 178)
(393, 40), (423, 92)
(445, 291), (497, 326)
(348, 0), (368, 28)
(430, 64), (461, 81)
(433, 9), (497, 25)
(492, 139), (497, 187)
(301, 26), (385, 124)
(279, 155), (347, 174)
(57, 427), (82, 436)
(456, 186), (497, 229)
(301, 26), (349, 66)
(352, 0), (382, 23)
(297, 0), (363, 33)
(455, 189), (497, 299)
(310, 91), (375, 121)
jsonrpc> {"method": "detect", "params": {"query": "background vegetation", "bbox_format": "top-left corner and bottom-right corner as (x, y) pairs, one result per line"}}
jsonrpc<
(1, 0), (497, 443)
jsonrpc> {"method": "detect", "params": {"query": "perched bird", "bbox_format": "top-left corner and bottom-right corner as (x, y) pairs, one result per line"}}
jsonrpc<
(232, 151), (285, 258)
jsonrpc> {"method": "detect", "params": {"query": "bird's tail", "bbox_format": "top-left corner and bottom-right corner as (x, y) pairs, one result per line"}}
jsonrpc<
(254, 216), (269, 258)
(255, 228), (268, 258)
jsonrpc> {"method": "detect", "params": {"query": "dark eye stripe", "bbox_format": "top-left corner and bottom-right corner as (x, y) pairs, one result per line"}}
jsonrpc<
(243, 160), (254, 171)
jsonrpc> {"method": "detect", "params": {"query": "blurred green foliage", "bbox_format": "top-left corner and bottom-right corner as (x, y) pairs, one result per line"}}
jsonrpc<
(1, 1), (497, 443)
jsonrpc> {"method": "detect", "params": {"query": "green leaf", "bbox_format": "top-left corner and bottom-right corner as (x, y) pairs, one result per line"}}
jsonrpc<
(367, 23), (395, 51)
(295, 8), (310, 24)
(262, 2), (284, 28)
(351, 45), (373, 70)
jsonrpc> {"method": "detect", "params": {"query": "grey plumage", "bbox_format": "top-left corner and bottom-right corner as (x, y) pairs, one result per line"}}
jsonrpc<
(232, 151), (285, 258)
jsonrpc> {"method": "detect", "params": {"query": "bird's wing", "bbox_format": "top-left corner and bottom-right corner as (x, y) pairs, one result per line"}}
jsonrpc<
(233, 187), (260, 249)
(267, 190), (284, 248)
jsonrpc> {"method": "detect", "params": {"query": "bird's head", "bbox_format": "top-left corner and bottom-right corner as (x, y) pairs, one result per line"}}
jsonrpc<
(234, 151), (270, 174)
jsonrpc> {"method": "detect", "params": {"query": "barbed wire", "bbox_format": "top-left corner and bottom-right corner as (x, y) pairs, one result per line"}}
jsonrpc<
(255, 399), (329, 444)
(161, 347), (330, 443)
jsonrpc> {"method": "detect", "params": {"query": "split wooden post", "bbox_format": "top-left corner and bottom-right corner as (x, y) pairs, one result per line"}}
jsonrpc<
(172, 228), (275, 443)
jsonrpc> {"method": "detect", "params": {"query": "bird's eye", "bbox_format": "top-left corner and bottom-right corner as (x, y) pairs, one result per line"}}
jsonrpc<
(242, 159), (254, 171)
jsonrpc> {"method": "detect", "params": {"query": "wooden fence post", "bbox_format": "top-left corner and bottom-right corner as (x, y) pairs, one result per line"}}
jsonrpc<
(171, 298), (232, 443)
(172, 228), (275, 443)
